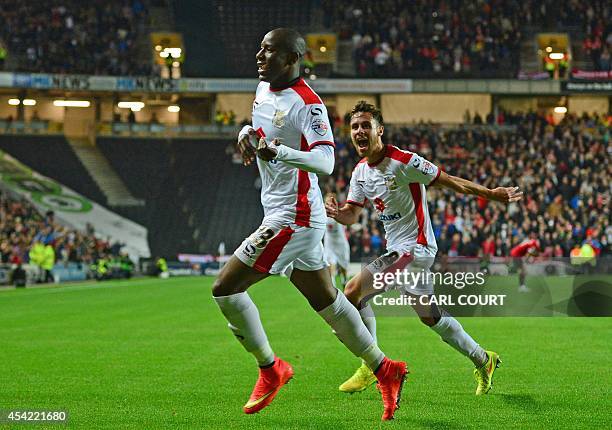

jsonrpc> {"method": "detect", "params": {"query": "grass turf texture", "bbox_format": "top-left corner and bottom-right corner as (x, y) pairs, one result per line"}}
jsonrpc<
(0, 276), (610, 429)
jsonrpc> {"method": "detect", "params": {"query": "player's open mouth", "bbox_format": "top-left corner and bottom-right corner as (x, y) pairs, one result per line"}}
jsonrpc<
(357, 139), (369, 150)
(257, 63), (267, 73)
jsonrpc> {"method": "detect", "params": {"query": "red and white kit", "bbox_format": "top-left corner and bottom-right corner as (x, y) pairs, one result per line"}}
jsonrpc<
(510, 239), (540, 258)
(348, 145), (441, 294)
(235, 78), (335, 274)
(324, 217), (351, 270)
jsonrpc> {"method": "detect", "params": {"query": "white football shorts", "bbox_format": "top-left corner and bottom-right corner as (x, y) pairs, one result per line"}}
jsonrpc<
(324, 237), (350, 270)
(235, 219), (327, 275)
(365, 243), (436, 296)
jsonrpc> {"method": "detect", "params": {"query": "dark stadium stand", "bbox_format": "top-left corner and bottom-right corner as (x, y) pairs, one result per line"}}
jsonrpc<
(173, 0), (312, 77)
(97, 137), (261, 257)
(0, 135), (106, 205)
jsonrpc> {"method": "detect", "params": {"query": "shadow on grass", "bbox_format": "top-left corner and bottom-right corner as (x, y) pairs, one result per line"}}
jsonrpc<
(497, 393), (542, 412)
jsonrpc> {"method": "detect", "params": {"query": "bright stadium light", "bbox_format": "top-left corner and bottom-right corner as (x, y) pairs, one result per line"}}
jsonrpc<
(545, 46), (553, 53)
(155, 45), (162, 51)
(554, 106), (567, 114)
(118, 102), (145, 110)
(168, 105), (180, 113)
(53, 100), (90, 107)
(8, 98), (20, 105)
(165, 47), (182, 58)
(320, 46), (327, 53)
(549, 53), (564, 60)
(23, 99), (36, 106)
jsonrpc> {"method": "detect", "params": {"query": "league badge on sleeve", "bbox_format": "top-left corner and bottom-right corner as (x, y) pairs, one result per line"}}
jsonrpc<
(311, 118), (328, 136)
(420, 160), (435, 176)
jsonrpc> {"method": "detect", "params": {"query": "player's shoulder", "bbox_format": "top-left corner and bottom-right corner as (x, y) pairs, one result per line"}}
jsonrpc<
(256, 81), (270, 96)
(385, 145), (414, 165)
(352, 158), (368, 173)
(288, 78), (323, 106)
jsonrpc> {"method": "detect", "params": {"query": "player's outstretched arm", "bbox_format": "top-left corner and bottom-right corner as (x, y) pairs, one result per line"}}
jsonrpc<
(325, 194), (362, 225)
(432, 171), (523, 203)
(257, 138), (334, 175)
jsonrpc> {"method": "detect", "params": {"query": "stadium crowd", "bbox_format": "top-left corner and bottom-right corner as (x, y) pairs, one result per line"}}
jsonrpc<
(0, 191), (124, 283)
(580, 1), (611, 72)
(322, 0), (610, 76)
(324, 111), (610, 259)
(0, 0), (149, 76)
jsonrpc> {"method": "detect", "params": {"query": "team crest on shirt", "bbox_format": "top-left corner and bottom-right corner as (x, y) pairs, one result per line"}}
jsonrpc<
(272, 110), (286, 128)
(384, 175), (398, 190)
(311, 118), (328, 136)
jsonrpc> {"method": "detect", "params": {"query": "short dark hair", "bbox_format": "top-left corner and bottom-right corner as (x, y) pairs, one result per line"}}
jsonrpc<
(350, 101), (384, 126)
(270, 28), (306, 58)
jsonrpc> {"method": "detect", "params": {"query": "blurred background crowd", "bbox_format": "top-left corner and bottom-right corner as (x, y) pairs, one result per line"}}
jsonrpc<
(0, 0), (149, 75)
(323, 0), (610, 76)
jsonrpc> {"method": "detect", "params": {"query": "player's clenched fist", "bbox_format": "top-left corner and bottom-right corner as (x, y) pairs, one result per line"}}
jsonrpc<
(325, 193), (339, 218)
(489, 186), (523, 203)
(237, 127), (257, 166)
(257, 137), (279, 161)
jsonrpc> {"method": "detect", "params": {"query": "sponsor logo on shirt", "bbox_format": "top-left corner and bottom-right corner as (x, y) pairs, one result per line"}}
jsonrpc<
(310, 106), (322, 116)
(379, 212), (402, 221)
(311, 118), (328, 136)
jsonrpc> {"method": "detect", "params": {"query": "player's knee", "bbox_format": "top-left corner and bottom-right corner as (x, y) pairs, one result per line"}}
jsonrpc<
(344, 279), (361, 306)
(211, 276), (227, 297)
(212, 272), (240, 297)
(419, 316), (437, 327)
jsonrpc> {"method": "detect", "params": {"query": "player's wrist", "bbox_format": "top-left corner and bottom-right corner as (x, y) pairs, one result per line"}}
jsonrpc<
(273, 144), (287, 160)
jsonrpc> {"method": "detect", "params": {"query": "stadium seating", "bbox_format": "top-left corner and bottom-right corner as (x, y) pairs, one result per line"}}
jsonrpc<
(97, 138), (261, 257)
(174, 0), (312, 77)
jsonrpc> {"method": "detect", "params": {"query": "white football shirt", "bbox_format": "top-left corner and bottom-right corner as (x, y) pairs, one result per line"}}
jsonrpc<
(252, 78), (335, 229)
(347, 145), (440, 252)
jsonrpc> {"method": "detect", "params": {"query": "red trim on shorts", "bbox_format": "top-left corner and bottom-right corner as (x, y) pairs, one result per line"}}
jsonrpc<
(383, 252), (415, 274)
(253, 227), (295, 273)
(409, 183), (428, 246)
(290, 78), (322, 105)
(346, 199), (365, 207)
(295, 135), (311, 227)
(308, 140), (335, 150)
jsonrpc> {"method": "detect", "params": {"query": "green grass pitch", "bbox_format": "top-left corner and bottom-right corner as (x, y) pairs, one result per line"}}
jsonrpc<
(0, 276), (610, 429)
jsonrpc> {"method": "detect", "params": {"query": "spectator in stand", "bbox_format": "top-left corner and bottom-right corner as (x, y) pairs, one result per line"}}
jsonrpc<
(0, 191), (115, 285)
